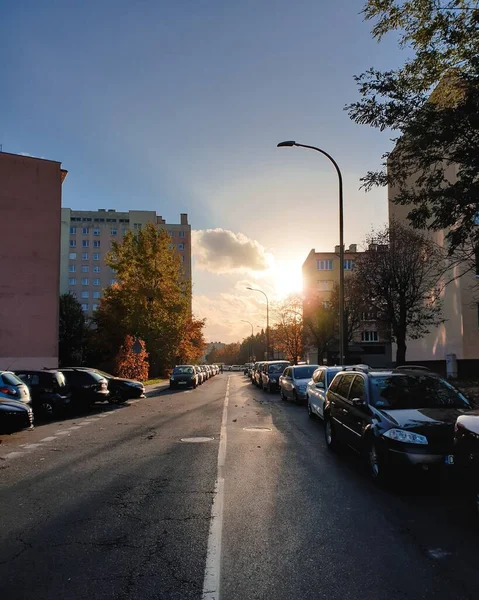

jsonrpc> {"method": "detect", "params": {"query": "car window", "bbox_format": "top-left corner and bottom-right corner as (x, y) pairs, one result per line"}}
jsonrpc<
(268, 363), (288, 374)
(328, 374), (341, 392)
(284, 368), (291, 377)
(173, 366), (194, 374)
(349, 375), (366, 402)
(336, 374), (354, 398)
(312, 369), (320, 383)
(318, 370), (325, 385)
(293, 366), (317, 379)
(2, 372), (23, 386)
(31, 374), (40, 386)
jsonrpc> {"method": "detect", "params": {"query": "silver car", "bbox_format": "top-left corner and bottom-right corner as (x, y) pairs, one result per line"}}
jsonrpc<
(306, 366), (344, 419)
(0, 371), (32, 405)
(279, 364), (319, 404)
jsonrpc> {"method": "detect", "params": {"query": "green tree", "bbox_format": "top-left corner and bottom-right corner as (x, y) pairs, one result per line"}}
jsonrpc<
(59, 293), (87, 366)
(347, 1), (479, 255)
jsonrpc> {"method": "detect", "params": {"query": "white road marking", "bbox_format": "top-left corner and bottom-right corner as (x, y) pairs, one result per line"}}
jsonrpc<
(77, 421), (92, 426)
(39, 436), (57, 442)
(3, 451), (24, 459)
(202, 376), (229, 600)
(19, 443), (42, 450)
(55, 431), (71, 436)
(67, 426), (82, 430)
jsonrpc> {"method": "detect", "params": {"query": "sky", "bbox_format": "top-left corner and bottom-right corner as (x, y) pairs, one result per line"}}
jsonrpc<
(1, 0), (405, 343)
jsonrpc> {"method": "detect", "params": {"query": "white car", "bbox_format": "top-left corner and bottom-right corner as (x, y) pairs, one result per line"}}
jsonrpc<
(306, 366), (344, 419)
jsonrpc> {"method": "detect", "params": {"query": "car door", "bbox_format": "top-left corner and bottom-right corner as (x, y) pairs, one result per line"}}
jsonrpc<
(314, 370), (327, 418)
(281, 368), (291, 397)
(329, 373), (356, 444)
(342, 374), (370, 451)
(309, 369), (323, 416)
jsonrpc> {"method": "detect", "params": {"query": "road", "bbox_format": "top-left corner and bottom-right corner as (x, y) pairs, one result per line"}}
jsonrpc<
(0, 373), (478, 600)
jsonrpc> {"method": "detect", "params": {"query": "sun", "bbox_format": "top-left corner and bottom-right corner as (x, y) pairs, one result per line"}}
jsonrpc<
(271, 259), (303, 299)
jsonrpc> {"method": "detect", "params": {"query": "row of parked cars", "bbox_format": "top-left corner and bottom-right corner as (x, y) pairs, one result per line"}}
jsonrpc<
(247, 361), (479, 515)
(169, 364), (220, 389)
(0, 367), (145, 432)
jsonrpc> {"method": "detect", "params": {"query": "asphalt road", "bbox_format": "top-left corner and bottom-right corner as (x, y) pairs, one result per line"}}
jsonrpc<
(1, 373), (478, 600)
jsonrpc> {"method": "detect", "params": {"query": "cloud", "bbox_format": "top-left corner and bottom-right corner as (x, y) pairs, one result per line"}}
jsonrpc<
(192, 229), (273, 274)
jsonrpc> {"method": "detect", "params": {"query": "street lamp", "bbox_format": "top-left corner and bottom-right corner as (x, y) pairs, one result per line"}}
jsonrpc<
(246, 286), (270, 360)
(277, 140), (345, 365)
(241, 319), (254, 361)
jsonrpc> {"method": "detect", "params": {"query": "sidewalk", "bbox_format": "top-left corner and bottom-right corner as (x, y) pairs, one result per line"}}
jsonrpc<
(144, 380), (170, 397)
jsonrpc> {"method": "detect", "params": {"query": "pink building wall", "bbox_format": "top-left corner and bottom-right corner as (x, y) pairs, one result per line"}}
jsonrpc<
(0, 153), (65, 370)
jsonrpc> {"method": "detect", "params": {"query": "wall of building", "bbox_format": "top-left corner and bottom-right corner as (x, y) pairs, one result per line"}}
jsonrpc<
(0, 153), (65, 369)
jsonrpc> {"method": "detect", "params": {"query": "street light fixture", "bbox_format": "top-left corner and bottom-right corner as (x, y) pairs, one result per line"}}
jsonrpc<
(246, 286), (270, 360)
(277, 140), (345, 365)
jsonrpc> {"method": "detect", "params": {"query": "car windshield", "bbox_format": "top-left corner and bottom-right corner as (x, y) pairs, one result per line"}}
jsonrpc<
(174, 367), (193, 374)
(293, 366), (317, 379)
(1, 372), (23, 386)
(370, 374), (471, 409)
(268, 363), (288, 374)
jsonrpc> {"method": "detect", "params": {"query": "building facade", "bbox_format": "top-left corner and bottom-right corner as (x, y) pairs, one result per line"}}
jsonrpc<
(60, 209), (191, 316)
(0, 152), (67, 370)
(302, 245), (392, 366)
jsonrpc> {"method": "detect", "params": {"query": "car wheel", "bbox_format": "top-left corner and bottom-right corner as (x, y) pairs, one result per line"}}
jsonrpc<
(193, 381), (197, 389)
(280, 388), (286, 401)
(367, 441), (389, 483)
(108, 392), (125, 405)
(307, 397), (313, 419)
(324, 415), (339, 451)
(292, 390), (299, 404)
(41, 401), (55, 420)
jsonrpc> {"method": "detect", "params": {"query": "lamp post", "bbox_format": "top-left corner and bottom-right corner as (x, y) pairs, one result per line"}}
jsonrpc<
(246, 286), (270, 360)
(241, 319), (254, 361)
(277, 140), (345, 365)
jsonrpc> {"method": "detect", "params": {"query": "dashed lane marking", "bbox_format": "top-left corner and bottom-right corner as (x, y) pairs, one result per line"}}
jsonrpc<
(4, 451), (24, 459)
(39, 437), (57, 442)
(19, 443), (42, 450)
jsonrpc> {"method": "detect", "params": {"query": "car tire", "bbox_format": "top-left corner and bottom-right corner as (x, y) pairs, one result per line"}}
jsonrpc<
(292, 390), (299, 404)
(324, 415), (339, 451)
(193, 381), (197, 389)
(280, 388), (286, 401)
(307, 397), (314, 419)
(40, 401), (56, 420)
(108, 392), (125, 405)
(367, 441), (389, 484)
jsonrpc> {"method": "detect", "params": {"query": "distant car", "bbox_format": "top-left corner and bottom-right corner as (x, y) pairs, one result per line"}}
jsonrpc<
(170, 366), (198, 389)
(261, 361), (290, 393)
(324, 366), (473, 482)
(454, 412), (479, 518)
(70, 367), (145, 404)
(55, 369), (110, 408)
(195, 366), (205, 384)
(14, 369), (71, 419)
(279, 365), (319, 404)
(306, 366), (344, 420)
(0, 371), (34, 431)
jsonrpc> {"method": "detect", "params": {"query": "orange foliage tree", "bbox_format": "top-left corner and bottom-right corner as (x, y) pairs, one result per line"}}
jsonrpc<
(115, 335), (149, 381)
(177, 317), (206, 364)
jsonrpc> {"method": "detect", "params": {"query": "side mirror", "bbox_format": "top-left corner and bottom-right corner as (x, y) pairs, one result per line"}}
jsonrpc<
(351, 397), (365, 407)
(315, 382), (325, 389)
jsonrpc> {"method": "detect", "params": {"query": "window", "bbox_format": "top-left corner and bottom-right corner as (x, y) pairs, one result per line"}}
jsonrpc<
(69, 239), (76, 247)
(93, 240), (101, 248)
(337, 374), (354, 398)
(134, 223), (142, 230)
(168, 230), (174, 236)
(81, 278), (89, 286)
(82, 252), (89, 260)
(179, 231), (185, 238)
(93, 278), (101, 286)
(68, 278), (76, 285)
(93, 291), (101, 299)
(349, 376), (366, 402)
(69, 252), (77, 260)
(168, 244), (174, 250)
(361, 331), (379, 342)
(81, 303), (89, 311)
(70, 226), (76, 234)
(82, 240), (90, 247)
(106, 218), (117, 223)
(71, 291), (77, 298)
(82, 217), (92, 222)
(94, 218), (105, 222)
(92, 303), (99, 311)
(110, 279), (117, 285)
(121, 229), (128, 236)
(111, 228), (117, 235)
(344, 259), (355, 270)
(178, 243), (185, 250)
(69, 265), (76, 272)
(93, 228), (101, 236)
(93, 266), (100, 273)
(119, 219), (129, 223)
(81, 265), (89, 273)
(181, 255), (185, 263)
(317, 280), (333, 291)
(317, 260), (333, 270)
(81, 291), (89, 299)
(93, 253), (100, 260)
(328, 374), (341, 393)
(82, 227), (89, 235)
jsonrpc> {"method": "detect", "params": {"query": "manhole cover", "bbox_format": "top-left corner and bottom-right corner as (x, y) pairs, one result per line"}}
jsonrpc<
(242, 427), (272, 432)
(180, 437), (214, 443)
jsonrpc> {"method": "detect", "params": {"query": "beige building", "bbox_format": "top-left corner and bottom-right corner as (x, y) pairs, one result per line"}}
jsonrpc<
(302, 245), (391, 366)
(60, 209), (191, 316)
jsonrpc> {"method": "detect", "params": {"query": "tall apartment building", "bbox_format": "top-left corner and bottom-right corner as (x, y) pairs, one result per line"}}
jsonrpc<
(0, 152), (67, 369)
(60, 209), (191, 315)
(302, 245), (391, 366)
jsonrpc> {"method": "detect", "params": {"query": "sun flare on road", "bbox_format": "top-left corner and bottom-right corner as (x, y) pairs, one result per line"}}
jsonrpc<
(271, 258), (304, 299)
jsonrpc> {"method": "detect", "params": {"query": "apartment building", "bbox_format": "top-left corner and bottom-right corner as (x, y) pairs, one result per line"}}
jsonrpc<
(302, 245), (391, 366)
(0, 152), (67, 369)
(60, 209), (191, 315)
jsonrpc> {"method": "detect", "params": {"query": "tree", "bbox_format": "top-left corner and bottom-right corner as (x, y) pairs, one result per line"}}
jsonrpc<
(303, 302), (337, 365)
(347, 1), (479, 256)
(115, 335), (149, 381)
(177, 318), (206, 364)
(211, 343), (241, 365)
(272, 295), (304, 364)
(94, 223), (192, 376)
(59, 293), (87, 366)
(330, 278), (364, 344)
(353, 220), (445, 365)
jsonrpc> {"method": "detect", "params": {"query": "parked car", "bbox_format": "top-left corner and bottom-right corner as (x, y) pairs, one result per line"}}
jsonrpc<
(55, 368), (110, 408)
(14, 369), (71, 419)
(72, 368), (145, 403)
(306, 366), (344, 420)
(0, 371), (34, 431)
(279, 364), (319, 403)
(261, 361), (290, 393)
(244, 363), (253, 375)
(195, 366), (205, 384)
(250, 362), (259, 381)
(253, 362), (266, 386)
(170, 366), (199, 389)
(323, 366), (472, 482)
(454, 412), (479, 518)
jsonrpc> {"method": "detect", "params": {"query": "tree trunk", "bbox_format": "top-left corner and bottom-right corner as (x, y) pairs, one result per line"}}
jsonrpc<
(396, 335), (407, 366)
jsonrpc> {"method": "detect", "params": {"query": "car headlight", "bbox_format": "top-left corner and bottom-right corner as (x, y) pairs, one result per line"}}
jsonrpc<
(170, 376), (175, 381)
(383, 429), (428, 445)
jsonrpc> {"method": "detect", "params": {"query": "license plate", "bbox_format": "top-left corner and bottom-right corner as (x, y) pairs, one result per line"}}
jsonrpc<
(445, 455), (455, 466)
(178, 381), (187, 385)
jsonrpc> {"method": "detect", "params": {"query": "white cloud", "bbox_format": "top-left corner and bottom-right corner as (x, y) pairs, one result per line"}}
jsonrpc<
(192, 229), (273, 274)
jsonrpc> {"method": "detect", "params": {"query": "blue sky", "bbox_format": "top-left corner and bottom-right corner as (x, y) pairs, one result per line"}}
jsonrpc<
(1, 0), (403, 341)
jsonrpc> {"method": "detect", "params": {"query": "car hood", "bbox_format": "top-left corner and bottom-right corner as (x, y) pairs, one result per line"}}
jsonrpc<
(379, 407), (469, 429)
(0, 399), (31, 412)
(112, 377), (143, 386)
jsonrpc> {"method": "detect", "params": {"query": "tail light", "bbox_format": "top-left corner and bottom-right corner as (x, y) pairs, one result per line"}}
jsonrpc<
(0, 386), (17, 396)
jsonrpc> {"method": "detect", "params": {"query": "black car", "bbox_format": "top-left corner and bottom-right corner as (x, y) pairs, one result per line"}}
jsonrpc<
(55, 369), (109, 408)
(261, 361), (290, 393)
(14, 370), (71, 419)
(454, 413), (479, 517)
(170, 366), (198, 389)
(0, 399), (34, 432)
(72, 368), (145, 403)
(323, 366), (472, 482)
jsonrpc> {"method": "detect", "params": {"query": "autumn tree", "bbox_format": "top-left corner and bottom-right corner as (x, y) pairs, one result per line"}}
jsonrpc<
(212, 343), (241, 365)
(177, 318), (206, 364)
(353, 221), (445, 365)
(272, 295), (304, 364)
(59, 293), (87, 366)
(347, 1), (479, 257)
(115, 335), (149, 381)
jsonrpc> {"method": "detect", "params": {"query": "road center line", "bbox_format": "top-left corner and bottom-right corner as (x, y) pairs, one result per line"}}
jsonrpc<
(202, 376), (229, 600)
